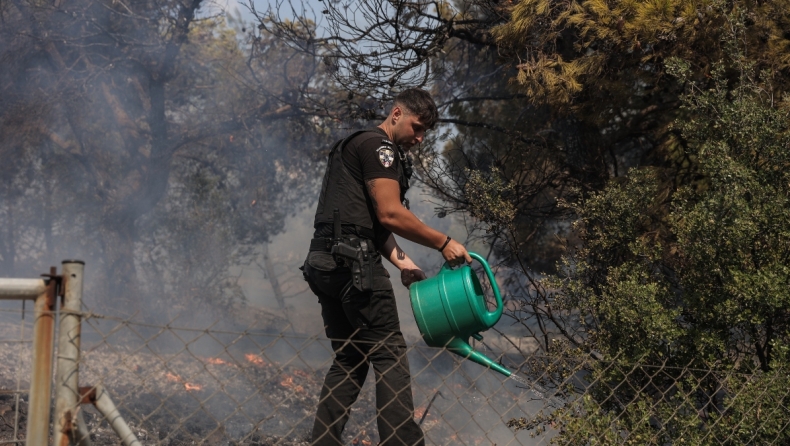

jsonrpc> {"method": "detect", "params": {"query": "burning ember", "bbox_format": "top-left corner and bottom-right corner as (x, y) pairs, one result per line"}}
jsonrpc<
(165, 372), (203, 391)
(293, 369), (311, 379)
(280, 375), (304, 393)
(245, 353), (267, 367)
(206, 357), (232, 366)
(351, 430), (372, 445)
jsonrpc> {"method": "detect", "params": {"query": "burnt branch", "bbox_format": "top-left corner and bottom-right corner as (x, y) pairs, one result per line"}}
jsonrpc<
(247, 0), (506, 97)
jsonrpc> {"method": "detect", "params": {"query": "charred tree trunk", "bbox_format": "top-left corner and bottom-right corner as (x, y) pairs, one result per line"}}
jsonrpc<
(98, 210), (139, 310)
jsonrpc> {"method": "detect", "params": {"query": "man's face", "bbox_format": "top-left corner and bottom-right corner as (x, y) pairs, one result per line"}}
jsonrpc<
(391, 106), (427, 149)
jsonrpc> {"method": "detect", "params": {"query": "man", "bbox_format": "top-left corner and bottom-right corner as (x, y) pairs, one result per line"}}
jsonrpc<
(303, 88), (471, 445)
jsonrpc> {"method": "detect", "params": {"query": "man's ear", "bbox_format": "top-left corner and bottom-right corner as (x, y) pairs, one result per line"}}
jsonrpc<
(391, 106), (402, 123)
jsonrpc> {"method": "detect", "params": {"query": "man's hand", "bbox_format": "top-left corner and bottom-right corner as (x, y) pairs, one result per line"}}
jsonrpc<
(401, 268), (427, 288)
(442, 239), (472, 267)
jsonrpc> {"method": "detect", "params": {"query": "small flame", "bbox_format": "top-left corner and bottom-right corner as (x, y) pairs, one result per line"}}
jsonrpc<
(280, 375), (304, 393)
(351, 432), (371, 446)
(206, 357), (229, 366)
(166, 372), (202, 391)
(293, 369), (311, 379)
(184, 382), (203, 391)
(245, 353), (266, 367)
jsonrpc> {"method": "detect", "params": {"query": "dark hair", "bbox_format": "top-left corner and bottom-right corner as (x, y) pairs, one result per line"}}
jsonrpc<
(393, 88), (438, 129)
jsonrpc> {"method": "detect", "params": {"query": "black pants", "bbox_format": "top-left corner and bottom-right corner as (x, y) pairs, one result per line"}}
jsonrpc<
(303, 250), (425, 446)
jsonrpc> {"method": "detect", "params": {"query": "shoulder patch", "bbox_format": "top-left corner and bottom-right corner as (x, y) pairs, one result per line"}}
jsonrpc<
(377, 146), (395, 168)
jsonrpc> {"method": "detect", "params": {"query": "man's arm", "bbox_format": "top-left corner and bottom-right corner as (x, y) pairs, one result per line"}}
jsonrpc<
(379, 233), (419, 270)
(367, 178), (471, 265)
(379, 233), (429, 288)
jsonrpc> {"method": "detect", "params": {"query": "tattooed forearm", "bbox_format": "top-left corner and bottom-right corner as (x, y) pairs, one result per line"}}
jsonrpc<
(366, 179), (379, 213)
(396, 246), (405, 260)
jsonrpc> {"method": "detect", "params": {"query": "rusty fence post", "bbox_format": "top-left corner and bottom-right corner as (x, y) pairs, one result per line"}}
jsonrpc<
(54, 260), (85, 446)
(0, 274), (57, 446)
(29, 274), (58, 446)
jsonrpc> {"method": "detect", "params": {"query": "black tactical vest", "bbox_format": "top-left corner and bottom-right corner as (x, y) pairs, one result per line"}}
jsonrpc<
(313, 129), (411, 240)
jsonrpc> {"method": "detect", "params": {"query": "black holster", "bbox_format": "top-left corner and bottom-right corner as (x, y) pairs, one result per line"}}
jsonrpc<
(331, 238), (374, 292)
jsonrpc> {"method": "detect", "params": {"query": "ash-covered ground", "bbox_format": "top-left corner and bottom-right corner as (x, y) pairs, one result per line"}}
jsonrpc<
(0, 317), (539, 446)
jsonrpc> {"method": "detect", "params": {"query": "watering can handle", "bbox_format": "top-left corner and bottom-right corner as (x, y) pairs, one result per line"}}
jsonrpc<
(441, 252), (504, 323)
(469, 252), (504, 323)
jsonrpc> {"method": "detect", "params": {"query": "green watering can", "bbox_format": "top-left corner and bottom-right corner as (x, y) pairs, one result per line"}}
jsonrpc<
(409, 252), (511, 378)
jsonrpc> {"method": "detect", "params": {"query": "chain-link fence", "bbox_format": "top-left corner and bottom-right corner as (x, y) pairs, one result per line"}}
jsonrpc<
(0, 265), (788, 445)
(0, 273), (58, 446)
(2, 308), (785, 445)
(0, 303), (34, 445)
(68, 310), (536, 445)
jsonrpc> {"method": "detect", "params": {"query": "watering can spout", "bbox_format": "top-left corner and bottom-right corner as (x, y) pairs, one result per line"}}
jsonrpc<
(447, 338), (511, 378)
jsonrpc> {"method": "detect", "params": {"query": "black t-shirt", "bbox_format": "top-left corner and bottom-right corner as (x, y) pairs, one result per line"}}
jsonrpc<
(342, 127), (400, 184)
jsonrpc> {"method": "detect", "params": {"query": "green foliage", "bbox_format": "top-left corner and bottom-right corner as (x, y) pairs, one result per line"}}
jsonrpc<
(491, 0), (790, 186)
(554, 169), (683, 356)
(541, 357), (790, 444)
(667, 64), (790, 368)
(464, 167), (518, 231)
(552, 7), (790, 369)
(532, 10), (790, 442)
(495, 0), (790, 110)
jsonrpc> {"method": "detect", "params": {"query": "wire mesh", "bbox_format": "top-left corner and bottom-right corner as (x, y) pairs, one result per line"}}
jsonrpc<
(0, 303), (34, 445)
(64, 309), (540, 445)
(1, 303), (788, 445)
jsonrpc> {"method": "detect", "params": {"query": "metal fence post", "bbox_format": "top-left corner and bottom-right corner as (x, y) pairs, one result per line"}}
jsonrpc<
(4, 275), (56, 446)
(54, 260), (85, 446)
(81, 385), (141, 446)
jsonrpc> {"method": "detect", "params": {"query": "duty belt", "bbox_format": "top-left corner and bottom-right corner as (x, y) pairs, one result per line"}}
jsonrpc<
(313, 222), (376, 240)
(309, 237), (376, 253)
(309, 236), (376, 292)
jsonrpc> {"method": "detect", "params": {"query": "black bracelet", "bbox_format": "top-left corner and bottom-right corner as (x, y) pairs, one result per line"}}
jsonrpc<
(439, 235), (452, 252)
